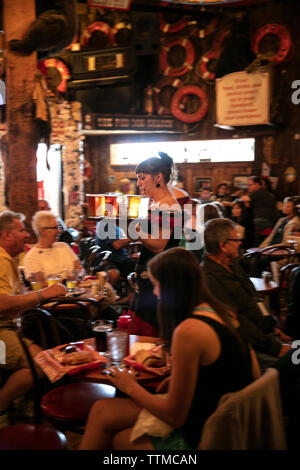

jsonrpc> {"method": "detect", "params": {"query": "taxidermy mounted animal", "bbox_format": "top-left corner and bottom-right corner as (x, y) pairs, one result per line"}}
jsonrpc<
(9, 0), (77, 59)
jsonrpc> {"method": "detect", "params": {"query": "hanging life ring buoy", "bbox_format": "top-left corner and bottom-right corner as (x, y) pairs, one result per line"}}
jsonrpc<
(65, 34), (78, 50)
(111, 22), (132, 46)
(212, 28), (230, 51)
(153, 77), (184, 115)
(196, 50), (220, 82)
(159, 13), (189, 34)
(252, 23), (292, 66)
(38, 58), (70, 93)
(160, 37), (195, 77)
(192, 17), (219, 39)
(171, 85), (209, 124)
(81, 21), (113, 48)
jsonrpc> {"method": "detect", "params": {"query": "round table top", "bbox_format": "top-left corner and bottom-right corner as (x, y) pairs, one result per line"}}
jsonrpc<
(250, 277), (279, 294)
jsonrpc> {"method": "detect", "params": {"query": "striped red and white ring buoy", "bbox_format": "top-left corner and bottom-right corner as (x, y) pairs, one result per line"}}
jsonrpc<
(196, 50), (220, 82)
(252, 23), (292, 65)
(212, 28), (230, 51)
(160, 37), (195, 77)
(193, 17), (219, 39)
(111, 22), (132, 46)
(196, 28), (230, 82)
(81, 21), (113, 47)
(159, 13), (189, 34)
(153, 77), (184, 115)
(171, 85), (209, 123)
(38, 58), (70, 93)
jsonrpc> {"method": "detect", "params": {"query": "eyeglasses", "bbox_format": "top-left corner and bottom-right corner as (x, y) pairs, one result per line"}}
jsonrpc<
(43, 226), (59, 230)
(226, 238), (241, 242)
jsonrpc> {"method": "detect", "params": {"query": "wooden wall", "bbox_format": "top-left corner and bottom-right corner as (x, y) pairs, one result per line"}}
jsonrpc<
(84, 135), (253, 199)
(82, 0), (300, 201)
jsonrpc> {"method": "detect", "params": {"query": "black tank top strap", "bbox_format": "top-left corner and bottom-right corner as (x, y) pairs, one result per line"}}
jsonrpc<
(189, 313), (229, 334)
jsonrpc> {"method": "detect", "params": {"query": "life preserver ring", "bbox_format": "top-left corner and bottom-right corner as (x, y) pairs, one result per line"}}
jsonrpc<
(252, 24), (292, 65)
(212, 28), (230, 51)
(38, 59), (70, 93)
(159, 13), (189, 34)
(171, 85), (209, 123)
(153, 77), (184, 115)
(81, 22), (113, 48)
(192, 18), (218, 39)
(65, 34), (78, 50)
(160, 38), (195, 77)
(111, 22), (132, 46)
(196, 50), (220, 82)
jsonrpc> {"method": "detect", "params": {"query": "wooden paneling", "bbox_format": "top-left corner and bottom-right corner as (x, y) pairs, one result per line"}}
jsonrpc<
(84, 135), (252, 197)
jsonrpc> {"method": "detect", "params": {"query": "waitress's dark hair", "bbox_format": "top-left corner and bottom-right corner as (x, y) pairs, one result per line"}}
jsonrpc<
(136, 152), (174, 184)
(147, 247), (246, 353)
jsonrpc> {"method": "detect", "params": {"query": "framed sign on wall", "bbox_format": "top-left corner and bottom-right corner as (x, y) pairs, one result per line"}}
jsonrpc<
(194, 177), (212, 193)
(232, 175), (249, 189)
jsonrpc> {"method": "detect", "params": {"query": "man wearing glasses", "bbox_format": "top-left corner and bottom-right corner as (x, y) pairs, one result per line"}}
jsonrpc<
(202, 218), (290, 369)
(0, 211), (65, 426)
(23, 211), (82, 281)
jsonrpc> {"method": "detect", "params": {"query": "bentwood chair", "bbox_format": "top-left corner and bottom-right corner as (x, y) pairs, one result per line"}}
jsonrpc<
(0, 424), (67, 450)
(41, 382), (116, 432)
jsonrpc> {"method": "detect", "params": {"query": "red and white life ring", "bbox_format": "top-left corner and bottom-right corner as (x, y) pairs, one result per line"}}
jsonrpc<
(159, 13), (189, 34)
(38, 59), (70, 93)
(111, 22), (132, 46)
(65, 34), (78, 50)
(153, 77), (184, 115)
(160, 37), (195, 77)
(192, 18), (219, 39)
(252, 23), (292, 65)
(212, 28), (231, 51)
(171, 85), (209, 123)
(196, 50), (220, 82)
(81, 21), (113, 47)
(195, 28), (230, 82)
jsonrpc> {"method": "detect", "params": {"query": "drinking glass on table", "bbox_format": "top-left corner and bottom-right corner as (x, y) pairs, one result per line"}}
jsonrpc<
(66, 271), (78, 292)
(29, 272), (44, 291)
(107, 330), (128, 366)
(47, 273), (61, 286)
(92, 320), (114, 353)
(97, 271), (107, 294)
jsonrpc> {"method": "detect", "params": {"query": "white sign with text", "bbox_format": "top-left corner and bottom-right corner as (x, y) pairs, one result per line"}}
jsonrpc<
(216, 71), (270, 126)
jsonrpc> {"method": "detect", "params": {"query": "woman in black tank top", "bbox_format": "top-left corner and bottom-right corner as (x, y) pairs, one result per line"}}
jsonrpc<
(80, 248), (259, 451)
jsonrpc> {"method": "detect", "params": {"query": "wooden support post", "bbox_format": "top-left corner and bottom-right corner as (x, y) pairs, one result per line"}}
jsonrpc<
(3, 0), (38, 232)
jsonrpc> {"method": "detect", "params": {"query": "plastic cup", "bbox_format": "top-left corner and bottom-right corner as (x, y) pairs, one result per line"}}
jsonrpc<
(107, 330), (128, 365)
(31, 281), (43, 291)
(66, 280), (77, 290)
(47, 274), (61, 286)
(92, 320), (114, 352)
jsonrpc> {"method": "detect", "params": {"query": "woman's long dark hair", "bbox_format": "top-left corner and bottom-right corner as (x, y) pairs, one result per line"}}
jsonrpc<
(148, 247), (244, 351)
(231, 199), (247, 223)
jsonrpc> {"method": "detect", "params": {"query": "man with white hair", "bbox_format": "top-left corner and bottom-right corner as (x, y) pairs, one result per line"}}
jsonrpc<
(0, 210), (65, 425)
(24, 210), (81, 280)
